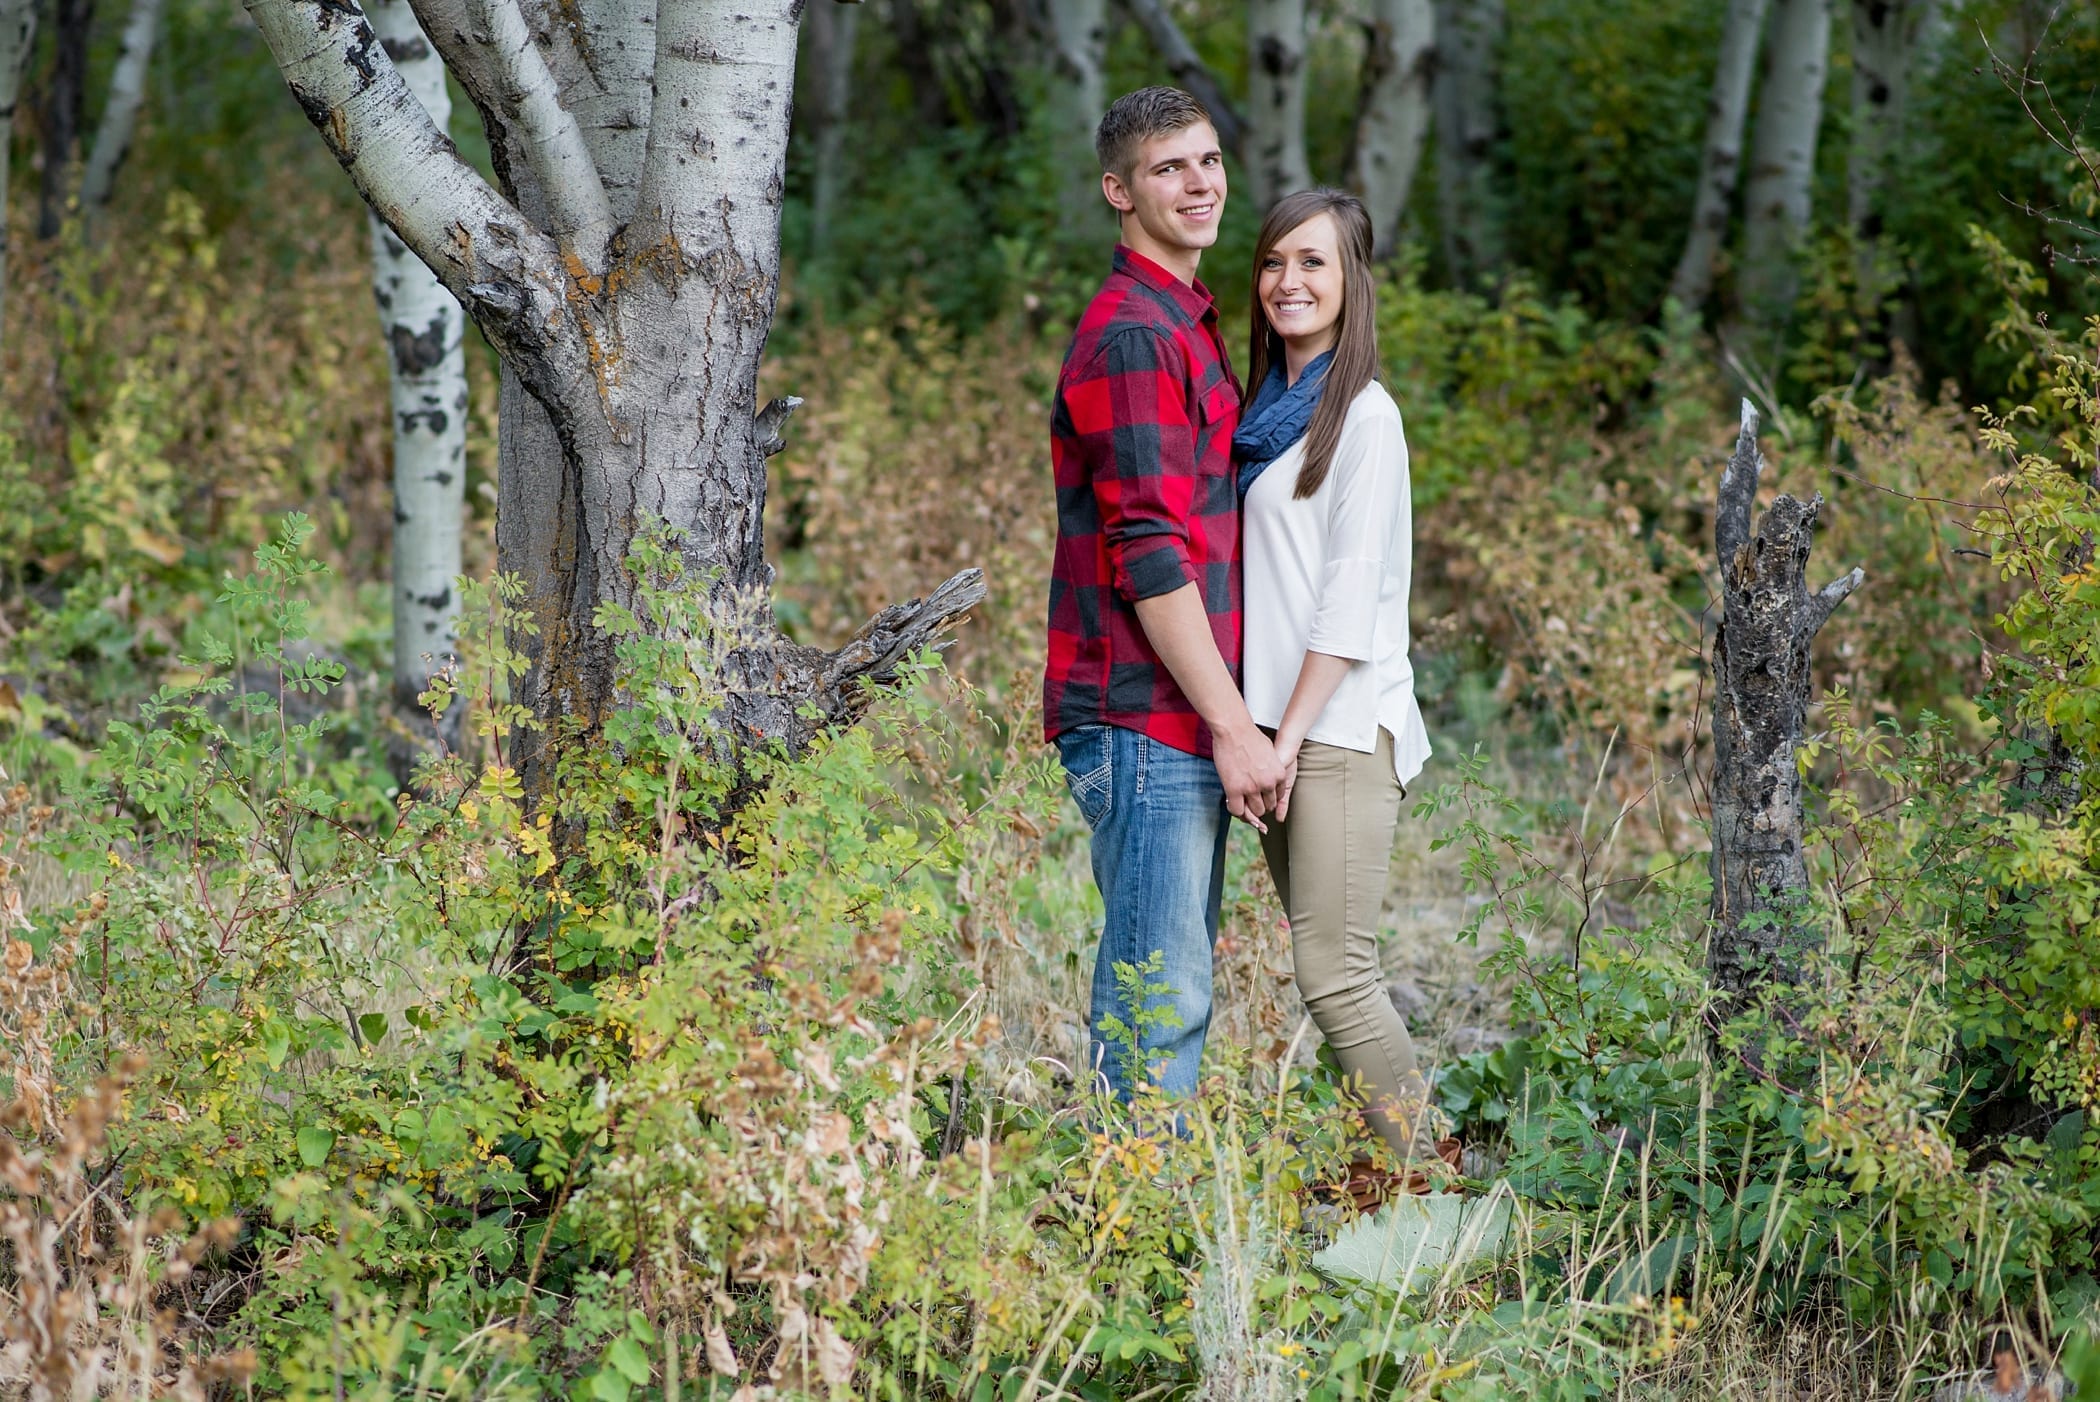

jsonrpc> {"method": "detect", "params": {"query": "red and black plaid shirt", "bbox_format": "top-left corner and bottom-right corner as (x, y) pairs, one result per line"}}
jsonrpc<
(1044, 246), (1242, 757)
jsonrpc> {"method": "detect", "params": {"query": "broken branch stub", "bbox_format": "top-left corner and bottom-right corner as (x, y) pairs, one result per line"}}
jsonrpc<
(1708, 399), (1864, 1003)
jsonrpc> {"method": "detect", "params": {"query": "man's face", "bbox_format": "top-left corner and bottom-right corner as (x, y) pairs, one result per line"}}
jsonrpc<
(1103, 122), (1226, 263)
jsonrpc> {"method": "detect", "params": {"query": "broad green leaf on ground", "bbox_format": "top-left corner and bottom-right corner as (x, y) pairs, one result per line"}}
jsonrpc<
(1313, 1188), (1514, 1294)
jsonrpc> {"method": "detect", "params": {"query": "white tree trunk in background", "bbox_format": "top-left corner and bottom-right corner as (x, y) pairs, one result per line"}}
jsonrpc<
(245, 0), (983, 786)
(1246, 0), (1311, 212)
(78, 0), (166, 219)
(1048, 0), (1109, 242)
(1848, 0), (1935, 298)
(0, 0), (35, 346)
(363, 0), (467, 760)
(1432, 0), (1504, 284)
(1669, 0), (1770, 311)
(1741, 0), (1831, 327)
(1121, 0), (1246, 156)
(804, 0), (860, 251)
(1349, 0), (1434, 259)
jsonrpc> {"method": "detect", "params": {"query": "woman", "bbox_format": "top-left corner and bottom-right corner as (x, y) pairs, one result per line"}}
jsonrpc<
(1234, 188), (1435, 1178)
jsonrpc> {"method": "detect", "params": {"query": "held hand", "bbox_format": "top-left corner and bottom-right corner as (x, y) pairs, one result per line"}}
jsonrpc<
(1272, 735), (1303, 822)
(1213, 719), (1286, 832)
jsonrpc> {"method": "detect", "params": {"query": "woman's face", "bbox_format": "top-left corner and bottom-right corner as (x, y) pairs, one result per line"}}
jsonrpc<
(1257, 211), (1344, 358)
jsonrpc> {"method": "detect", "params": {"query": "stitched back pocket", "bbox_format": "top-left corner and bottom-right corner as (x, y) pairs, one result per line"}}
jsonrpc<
(1056, 725), (1115, 828)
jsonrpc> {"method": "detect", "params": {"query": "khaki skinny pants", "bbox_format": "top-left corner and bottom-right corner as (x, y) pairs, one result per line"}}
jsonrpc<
(1259, 728), (1427, 1160)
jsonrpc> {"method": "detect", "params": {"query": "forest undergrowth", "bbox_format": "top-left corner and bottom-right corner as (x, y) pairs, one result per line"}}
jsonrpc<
(4, 171), (2100, 1401)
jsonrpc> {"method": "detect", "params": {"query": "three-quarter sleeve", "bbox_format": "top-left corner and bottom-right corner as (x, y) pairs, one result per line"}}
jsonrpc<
(1064, 327), (1199, 601)
(1305, 404), (1408, 662)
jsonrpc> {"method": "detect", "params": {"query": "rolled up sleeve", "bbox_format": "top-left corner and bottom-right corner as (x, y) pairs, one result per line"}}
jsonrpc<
(1306, 407), (1408, 661)
(1069, 328), (1198, 601)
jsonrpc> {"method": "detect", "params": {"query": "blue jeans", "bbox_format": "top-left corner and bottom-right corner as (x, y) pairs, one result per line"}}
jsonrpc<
(1055, 723), (1229, 1100)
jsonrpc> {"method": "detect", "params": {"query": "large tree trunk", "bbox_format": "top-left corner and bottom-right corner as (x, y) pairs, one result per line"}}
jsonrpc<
(1708, 401), (1862, 1002)
(244, 0), (983, 794)
(1739, 0), (1831, 332)
(1245, 0), (1311, 213)
(1349, 0), (1435, 260)
(363, 0), (467, 769)
(37, 0), (93, 238)
(1119, 0), (1246, 157)
(1046, 0), (1109, 244)
(802, 0), (861, 253)
(0, 0), (34, 345)
(1431, 0), (1503, 285)
(77, 0), (164, 220)
(1847, 0), (1934, 301)
(1669, 0), (1770, 312)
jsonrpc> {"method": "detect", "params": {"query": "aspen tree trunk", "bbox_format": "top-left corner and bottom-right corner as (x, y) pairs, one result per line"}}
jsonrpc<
(362, 0), (466, 766)
(77, 0), (164, 219)
(0, 0), (34, 345)
(1740, 0), (1831, 331)
(1120, 0), (1246, 156)
(803, 0), (861, 253)
(1669, 0), (1770, 312)
(246, 0), (983, 794)
(1349, 0), (1435, 259)
(1709, 401), (1862, 1002)
(1246, 0), (1311, 212)
(1047, 0), (1109, 242)
(1847, 0), (1935, 299)
(1431, 0), (1503, 284)
(38, 0), (93, 238)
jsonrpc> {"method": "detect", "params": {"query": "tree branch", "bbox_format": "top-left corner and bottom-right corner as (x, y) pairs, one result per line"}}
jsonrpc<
(1715, 398), (1760, 569)
(243, 0), (572, 389)
(1117, 0), (1246, 154)
(461, 0), (613, 261)
(1808, 566), (1864, 635)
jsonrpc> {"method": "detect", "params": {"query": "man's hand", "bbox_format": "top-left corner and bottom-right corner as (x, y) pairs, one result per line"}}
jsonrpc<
(1213, 719), (1285, 829)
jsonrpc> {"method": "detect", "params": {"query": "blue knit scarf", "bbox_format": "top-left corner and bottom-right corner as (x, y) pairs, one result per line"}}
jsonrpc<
(1233, 350), (1333, 497)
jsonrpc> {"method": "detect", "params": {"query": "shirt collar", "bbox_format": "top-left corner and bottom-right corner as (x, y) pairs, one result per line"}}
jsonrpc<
(1113, 244), (1218, 328)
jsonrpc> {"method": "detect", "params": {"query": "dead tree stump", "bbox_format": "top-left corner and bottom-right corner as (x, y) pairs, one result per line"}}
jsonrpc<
(1709, 400), (1864, 1001)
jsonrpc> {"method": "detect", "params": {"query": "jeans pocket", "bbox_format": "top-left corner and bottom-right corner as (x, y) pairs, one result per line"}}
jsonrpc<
(1056, 725), (1115, 828)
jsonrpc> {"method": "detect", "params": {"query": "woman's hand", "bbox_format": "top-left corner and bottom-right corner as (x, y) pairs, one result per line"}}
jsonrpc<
(1272, 731), (1303, 822)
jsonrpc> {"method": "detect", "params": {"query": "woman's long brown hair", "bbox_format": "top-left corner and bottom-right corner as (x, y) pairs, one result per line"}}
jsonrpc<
(1244, 188), (1381, 499)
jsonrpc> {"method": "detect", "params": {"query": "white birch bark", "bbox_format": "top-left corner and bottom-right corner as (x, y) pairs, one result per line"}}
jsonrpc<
(1740, 0), (1831, 326)
(1047, 0), (1108, 240)
(1246, 0), (1311, 212)
(1848, 0), (1935, 297)
(1668, 0), (1770, 310)
(1349, 0), (1434, 259)
(247, 0), (984, 785)
(364, 0), (468, 756)
(1431, 0), (1503, 283)
(78, 0), (165, 218)
(804, 0), (860, 251)
(1120, 0), (1245, 155)
(0, 0), (35, 345)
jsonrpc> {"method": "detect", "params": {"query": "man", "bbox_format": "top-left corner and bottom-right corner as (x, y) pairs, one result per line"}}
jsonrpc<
(1044, 86), (1286, 1101)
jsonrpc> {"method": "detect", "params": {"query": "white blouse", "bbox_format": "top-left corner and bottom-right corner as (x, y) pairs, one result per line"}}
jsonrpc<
(1241, 379), (1432, 787)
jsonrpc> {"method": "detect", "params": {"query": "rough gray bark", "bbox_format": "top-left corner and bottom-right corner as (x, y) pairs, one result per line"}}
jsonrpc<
(0, 0), (35, 344)
(1708, 400), (1863, 1001)
(1669, 0), (1770, 311)
(1740, 0), (1831, 328)
(1045, 0), (1109, 242)
(363, 0), (467, 769)
(1246, 0), (1311, 212)
(1118, 0), (1246, 156)
(1847, 0), (1935, 299)
(803, 0), (862, 252)
(246, 0), (984, 789)
(1431, 0), (1503, 285)
(77, 0), (164, 220)
(1349, 0), (1435, 259)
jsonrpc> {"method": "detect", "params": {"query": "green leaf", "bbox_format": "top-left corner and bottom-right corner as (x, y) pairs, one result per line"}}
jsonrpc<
(357, 1012), (388, 1044)
(587, 1369), (630, 1402)
(261, 1020), (292, 1071)
(1311, 1191), (1512, 1295)
(605, 1336), (652, 1386)
(296, 1126), (336, 1168)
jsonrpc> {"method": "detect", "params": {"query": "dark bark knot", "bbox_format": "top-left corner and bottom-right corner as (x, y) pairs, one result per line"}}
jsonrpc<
(389, 314), (451, 375)
(379, 33), (429, 64)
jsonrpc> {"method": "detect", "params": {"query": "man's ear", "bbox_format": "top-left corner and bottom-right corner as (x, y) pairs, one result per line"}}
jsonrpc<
(1101, 169), (1134, 216)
